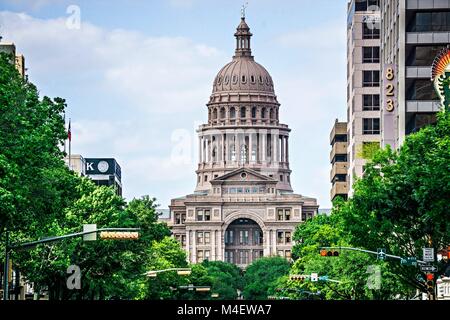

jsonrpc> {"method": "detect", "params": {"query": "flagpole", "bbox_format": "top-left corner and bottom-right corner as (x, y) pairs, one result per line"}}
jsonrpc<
(68, 118), (71, 170)
(63, 114), (66, 154)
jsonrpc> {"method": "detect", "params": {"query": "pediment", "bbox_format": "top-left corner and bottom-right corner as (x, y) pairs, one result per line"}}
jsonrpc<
(211, 167), (276, 183)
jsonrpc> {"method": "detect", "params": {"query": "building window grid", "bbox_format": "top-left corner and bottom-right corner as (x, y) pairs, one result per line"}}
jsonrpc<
(363, 94), (380, 111)
(363, 118), (380, 135)
(277, 231), (292, 245)
(276, 208), (292, 221)
(363, 70), (380, 87)
(362, 46), (380, 63)
(196, 209), (211, 221)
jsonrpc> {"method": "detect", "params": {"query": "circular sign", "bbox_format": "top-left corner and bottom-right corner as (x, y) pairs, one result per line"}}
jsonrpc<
(97, 161), (109, 173)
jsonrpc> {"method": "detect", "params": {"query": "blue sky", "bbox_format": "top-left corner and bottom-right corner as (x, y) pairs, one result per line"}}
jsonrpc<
(0, 0), (347, 209)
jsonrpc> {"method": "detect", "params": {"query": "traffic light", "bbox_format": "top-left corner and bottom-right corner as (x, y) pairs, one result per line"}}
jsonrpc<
(320, 250), (339, 257)
(289, 275), (309, 281)
(426, 273), (434, 294)
(100, 231), (139, 240)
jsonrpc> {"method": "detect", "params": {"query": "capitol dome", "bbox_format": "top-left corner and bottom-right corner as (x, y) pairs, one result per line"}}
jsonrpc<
(211, 17), (275, 95)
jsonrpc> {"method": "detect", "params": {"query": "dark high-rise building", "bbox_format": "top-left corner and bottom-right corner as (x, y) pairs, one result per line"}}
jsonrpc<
(85, 158), (122, 196)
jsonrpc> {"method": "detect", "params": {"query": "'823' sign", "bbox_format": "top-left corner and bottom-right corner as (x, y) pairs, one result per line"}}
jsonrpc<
(384, 64), (396, 112)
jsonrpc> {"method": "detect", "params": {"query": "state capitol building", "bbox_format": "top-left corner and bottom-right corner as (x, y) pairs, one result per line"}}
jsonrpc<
(169, 15), (319, 268)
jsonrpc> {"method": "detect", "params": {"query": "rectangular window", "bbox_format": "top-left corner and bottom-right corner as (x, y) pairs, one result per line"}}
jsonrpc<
(175, 213), (181, 225)
(254, 230), (261, 245)
(363, 47), (380, 63)
(197, 250), (204, 263)
(285, 232), (291, 244)
(181, 235), (186, 246)
(363, 118), (380, 135)
(277, 250), (284, 257)
(409, 46), (444, 67)
(197, 232), (204, 245)
(406, 79), (438, 101)
(409, 12), (450, 32)
(277, 209), (284, 221)
(334, 154), (348, 162)
(363, 70), (380, 87)
(197, 209), (203, 221)
(277, 231), (284, 245)
(204, 210), (211, 221)
(204, 232), (210, 244)
(363, 22), (380, 39)
(285, 250), (291, 259)
(204, 250), (210, 261)
(226, 230), (234, 245)
(363, 94), (380, 111)
(285, 209), (291, 221)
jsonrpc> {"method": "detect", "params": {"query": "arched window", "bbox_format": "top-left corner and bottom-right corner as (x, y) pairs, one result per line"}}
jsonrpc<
(231, 144), (236, 161)
(251, 107), (257, 118)
(270, 108), (274, 119)
(240, 145), (248, 163)
(212, 147), (217, 162)
(261, 107), (266, 119)
(212, 108), (218, 119)
(250, 75), (255, 83)
(220, 107), (226, 119)
(230, 107), (236, 118)
(240, 107), (246, 118)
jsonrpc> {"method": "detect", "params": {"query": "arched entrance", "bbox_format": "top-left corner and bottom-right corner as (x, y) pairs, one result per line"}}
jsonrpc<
(224, 218), (264, 267)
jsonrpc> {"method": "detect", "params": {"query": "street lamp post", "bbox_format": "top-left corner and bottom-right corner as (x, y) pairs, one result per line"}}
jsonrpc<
(144, 268), (192, 277)
(2, 225), (140, 301)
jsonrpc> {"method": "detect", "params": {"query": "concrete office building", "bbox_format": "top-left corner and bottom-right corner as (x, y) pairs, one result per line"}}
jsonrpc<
(380, 0), (450, 149)
(330, 120), (349, 201)
(169, 16), (318, 268)
(64, 155), (123, 196)
(345, 0), (382, 196)
(0, 40), (26, 77)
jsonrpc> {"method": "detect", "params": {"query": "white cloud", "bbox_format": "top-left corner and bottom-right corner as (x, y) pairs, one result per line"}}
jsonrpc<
(0, 10), (222, 205)
(277, 21), (346, 50)
(0, 11), (225, 115)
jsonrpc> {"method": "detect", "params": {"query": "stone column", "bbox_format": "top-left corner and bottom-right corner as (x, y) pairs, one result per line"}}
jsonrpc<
(236, 133), (240, 164)
(198, 136), (202, 164)
(221, 134), (225, 163)
(272, 134), (278, 164)
(280, 136), (285, 163)
(286, 136), (289, 163)
(186, 229), (191, 263)
(272, 229), (277, 256)
(261, 132), (266, 163)
(217, 229), (223, 261)
(249, 132), (253, 163)
(211, 229), (216, 261)
(203, 137), (206, 163)
(192, 230), (197, 263)
(263, 230), (270, 256)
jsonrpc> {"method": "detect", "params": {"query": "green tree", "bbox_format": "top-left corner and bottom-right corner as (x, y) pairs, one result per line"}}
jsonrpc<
(289, 212), (411, 300)
(243, 256), (290, 300)
(0, 52), (71, 236)
(144, 236), (189, 300)
(337, 112), (450, 294)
